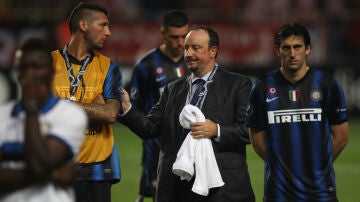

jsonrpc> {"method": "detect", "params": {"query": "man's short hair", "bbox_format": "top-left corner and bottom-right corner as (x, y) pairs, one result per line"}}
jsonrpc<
(190, 25), (219, 49)
(68, 2), (108, 34)
(18, 38), (53, 68)
(162, 10), (189, 32)
(275, 22), (311, 48)
(16, 37), (54, 85)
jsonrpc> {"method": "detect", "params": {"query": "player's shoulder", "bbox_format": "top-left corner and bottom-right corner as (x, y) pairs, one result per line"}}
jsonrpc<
(50, 49), (63, 62)
(93, 51), (111, 61)
(50, 49), (60, 55)
(93, 51), (121, 70)
(0, 101), (16, 117)
(310, 68), (334, 79)
(135, 48), (159, 65)
(305, 68), (339, 88)
(252, 69), (277, 86)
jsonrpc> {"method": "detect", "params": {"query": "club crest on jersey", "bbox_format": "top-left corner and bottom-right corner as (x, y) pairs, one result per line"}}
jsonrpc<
(289, 90), (299, 101)
(311, 89), (322, 101)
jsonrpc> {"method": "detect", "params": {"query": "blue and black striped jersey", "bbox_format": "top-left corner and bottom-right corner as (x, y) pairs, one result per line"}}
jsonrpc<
(247, 68), (348, 202)
(130, 48), (188, 112)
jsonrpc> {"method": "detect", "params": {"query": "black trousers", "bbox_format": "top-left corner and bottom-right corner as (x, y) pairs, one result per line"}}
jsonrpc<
(75, 181), (111, 202)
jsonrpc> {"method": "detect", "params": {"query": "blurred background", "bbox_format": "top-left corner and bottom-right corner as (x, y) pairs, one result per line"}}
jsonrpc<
(1, 1), (360, 201)
(1, 0), (360, 115)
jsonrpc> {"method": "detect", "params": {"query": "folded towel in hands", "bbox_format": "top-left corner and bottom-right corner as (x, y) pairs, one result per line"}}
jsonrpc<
(172, 104), (224, 196)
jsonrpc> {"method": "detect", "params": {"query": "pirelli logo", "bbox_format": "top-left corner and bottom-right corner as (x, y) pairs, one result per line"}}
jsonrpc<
(267, 108), (322, 124)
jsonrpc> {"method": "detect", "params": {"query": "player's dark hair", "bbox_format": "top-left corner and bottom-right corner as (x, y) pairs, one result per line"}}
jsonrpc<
(18, 38), (54, 85)
(68, 2), (108, 34)
(19, 38), (53, 69)
(162, 10), (189, 31)
(275, 22), (311, 48)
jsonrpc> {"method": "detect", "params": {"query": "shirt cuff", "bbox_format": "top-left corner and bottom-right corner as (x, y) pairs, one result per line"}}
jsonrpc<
(214, 123), (221, 142)
(118, 103), (132, 117)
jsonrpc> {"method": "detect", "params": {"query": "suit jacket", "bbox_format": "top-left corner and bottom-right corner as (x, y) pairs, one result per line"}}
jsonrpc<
(119, 67), (255, 202)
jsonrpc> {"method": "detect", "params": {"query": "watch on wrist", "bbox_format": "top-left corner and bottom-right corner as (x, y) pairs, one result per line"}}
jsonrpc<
(23, 100), (40, 114)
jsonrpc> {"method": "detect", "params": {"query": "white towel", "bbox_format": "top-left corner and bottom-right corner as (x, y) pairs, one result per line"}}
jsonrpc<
(172, 104), (225, 196)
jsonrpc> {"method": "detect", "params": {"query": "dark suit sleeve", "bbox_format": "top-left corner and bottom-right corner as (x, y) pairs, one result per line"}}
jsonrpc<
(214, 75), (252, 151)
(119, 83), (172, 139)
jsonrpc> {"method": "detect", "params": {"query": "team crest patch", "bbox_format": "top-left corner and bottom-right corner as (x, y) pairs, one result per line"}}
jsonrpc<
(289, 90), (300, 101)
(311, 89), (322, 101)
(156, 67), (163, 74)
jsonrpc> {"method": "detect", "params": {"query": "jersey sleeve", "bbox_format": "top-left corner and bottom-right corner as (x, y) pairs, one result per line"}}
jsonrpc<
(48, 101), (88, 160)
(246, 83), (268, 130)
(103, 61), (123, 101)
(130, 62), (144, 106)
(130, 60), (154, 112)
(326, 79), (348, 125)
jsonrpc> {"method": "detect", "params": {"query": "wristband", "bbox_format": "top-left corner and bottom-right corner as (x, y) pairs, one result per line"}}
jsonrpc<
(23, 100), (40, 114)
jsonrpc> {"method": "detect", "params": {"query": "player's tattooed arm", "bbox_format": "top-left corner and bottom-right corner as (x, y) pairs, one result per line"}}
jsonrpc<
(77, 94), (121, 124)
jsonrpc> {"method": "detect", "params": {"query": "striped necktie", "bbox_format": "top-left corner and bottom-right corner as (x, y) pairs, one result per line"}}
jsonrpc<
(190, 79), (206, 107)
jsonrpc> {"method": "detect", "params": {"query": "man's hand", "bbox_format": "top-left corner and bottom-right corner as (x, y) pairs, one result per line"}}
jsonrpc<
(51, 162), (80, 186)
(20, 67), (47, 111)
(190, 119), (218, 139)
(120, 88), (131, 113)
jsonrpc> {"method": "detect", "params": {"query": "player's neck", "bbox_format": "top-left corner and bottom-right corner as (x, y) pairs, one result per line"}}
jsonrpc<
(67, 37), (92, 61)
(160, 44), (182, 63)
(280, 65), (309, 83)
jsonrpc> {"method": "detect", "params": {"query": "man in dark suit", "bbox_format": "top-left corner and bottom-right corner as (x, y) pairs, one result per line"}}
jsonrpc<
(118, 25), (255, 202)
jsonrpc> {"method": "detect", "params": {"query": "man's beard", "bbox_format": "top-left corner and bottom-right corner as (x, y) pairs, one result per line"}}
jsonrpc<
(188, 66), (199, 73)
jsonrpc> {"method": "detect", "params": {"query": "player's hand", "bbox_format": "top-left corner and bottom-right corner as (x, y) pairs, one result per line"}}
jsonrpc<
(51, 162), (80, 186)
(190, 119), (218, 139)
(120, 88), (131, 112)
(20, 67), (46, 108)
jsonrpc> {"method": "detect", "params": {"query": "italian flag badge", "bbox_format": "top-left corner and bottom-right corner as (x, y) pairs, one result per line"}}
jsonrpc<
(175, 67), (184, 77)
(289, 90), (300, 101)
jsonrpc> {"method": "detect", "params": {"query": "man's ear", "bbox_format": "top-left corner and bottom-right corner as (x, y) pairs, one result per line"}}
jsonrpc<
(79, 20), (88, 32)
(160, 25), (165, 37)
(276, 49), (280, 56)
(210, 46), (218, 58)
(305, 45), (311, 56)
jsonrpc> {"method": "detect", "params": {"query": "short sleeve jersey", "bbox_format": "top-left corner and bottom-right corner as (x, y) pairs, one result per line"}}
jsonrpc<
(51, 49), (122, 163)
(0, 94), (87, 202)
(246, 69), (348, 201)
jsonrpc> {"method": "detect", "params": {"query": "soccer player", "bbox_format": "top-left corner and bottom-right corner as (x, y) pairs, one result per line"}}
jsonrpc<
(51, 2), (122, 202)
(128, 9), (190, 202)
(246, 22), (349, 201)
(0, 38), (87, 202)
